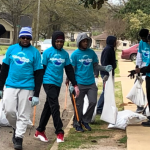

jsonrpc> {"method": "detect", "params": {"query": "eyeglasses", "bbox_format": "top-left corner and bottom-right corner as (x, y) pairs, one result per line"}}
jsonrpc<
(55, 40), (64, 43)
(21, 36), (31, 40)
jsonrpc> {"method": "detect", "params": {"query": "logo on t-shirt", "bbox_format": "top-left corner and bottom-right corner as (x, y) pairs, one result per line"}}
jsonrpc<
(12, 52), (30, 65)
(142, 49), (149, 58)
(79, 55), (92, 66)
(50, 54), (65, 67)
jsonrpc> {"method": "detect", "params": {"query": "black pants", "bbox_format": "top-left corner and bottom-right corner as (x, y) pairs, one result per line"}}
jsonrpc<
(37, 84), (64, 134)
(146, 76), (150, 111)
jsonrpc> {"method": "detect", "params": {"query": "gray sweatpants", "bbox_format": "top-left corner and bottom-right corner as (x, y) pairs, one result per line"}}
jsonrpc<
(3, 88), (33, 138)
(74, 83), (98, 124)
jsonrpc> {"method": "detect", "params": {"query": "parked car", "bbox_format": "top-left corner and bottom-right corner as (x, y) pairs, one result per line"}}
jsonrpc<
(121, 44), (139, 61)
(41, 39), (52, 53)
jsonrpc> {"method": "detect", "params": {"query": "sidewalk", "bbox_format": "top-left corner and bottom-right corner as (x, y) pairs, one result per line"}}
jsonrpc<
(118, 54), (150, 150)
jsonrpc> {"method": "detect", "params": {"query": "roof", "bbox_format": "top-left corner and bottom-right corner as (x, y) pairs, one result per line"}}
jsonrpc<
(0, 12), (13, 26)
(92, 32), (108, 41)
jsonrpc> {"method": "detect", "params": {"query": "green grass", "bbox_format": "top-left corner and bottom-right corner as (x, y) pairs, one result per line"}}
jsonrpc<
(115, 52), (120, 77)
(0, 45), (9, 55)
(118, 135), (127, 144)
(58, 116), (109, 150)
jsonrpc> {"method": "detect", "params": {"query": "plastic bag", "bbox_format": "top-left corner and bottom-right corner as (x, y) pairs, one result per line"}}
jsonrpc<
(83, 78), (98, 122)
(108, 110), (147, 130)
(100, 71), (118, 124)
(126, 77), (146, 107)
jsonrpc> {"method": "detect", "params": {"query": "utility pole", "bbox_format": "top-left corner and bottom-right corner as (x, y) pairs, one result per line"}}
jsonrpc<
(35, 0), (40, 48)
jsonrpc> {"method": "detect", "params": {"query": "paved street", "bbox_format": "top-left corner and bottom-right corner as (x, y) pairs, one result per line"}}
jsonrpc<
(0, 49), (102, 150)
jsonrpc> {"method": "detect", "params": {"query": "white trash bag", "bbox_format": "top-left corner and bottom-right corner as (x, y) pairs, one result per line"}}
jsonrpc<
(126, 76), (146, 107)
(83, 78), (98, 122)
(108, 110), (147, 130)
(101, 71), (118, 124)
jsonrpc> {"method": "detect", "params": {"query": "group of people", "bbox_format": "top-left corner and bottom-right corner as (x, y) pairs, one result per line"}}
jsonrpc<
(0, 24), (114, 150)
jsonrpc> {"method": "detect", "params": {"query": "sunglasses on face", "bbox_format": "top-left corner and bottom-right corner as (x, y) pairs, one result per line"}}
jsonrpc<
(21, 36), (31, 40)
(55, 40), (64, 43)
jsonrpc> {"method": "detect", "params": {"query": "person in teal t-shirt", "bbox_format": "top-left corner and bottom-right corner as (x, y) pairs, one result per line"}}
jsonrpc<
(0, 27), (43, 150)
(66, 33), (112, 132)
(35, 31), (79, 143)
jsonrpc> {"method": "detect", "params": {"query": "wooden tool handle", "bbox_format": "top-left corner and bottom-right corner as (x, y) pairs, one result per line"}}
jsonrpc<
(72, 94), (79, 122)
(32, 106), (36, 126)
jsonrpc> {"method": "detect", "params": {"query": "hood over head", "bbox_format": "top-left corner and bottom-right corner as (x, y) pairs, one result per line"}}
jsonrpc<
(106, 36), (117, 47)
(76, 33), (92, 49)
(52, 31), (65, 49)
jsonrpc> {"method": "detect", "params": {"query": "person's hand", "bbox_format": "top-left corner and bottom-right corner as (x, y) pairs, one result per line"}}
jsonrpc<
(135, 68), (140, 74)
(105, 65), (113, 72)
(128, 70), (136, 79)
(74, 85), (80, 98)
(103, 75), (109, 82)
(0, 90), (2, 99)
(29, 97), (39, 107)
(65, 79), (69, 86)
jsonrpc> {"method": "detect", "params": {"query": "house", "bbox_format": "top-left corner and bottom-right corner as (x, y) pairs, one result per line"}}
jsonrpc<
(0, 12), (14, 45)
(92, 32), (131, 50)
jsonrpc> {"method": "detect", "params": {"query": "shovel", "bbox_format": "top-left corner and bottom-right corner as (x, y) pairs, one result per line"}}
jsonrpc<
(72, 94), (80, 127)
(62, 84), (69, 118)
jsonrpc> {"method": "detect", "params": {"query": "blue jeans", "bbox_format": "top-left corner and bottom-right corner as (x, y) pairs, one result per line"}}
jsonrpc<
(97, 75), (105, 113)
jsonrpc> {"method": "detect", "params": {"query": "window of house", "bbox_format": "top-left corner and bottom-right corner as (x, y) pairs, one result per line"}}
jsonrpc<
(123, 43), (127, 46)
(0, 31), (10, 38)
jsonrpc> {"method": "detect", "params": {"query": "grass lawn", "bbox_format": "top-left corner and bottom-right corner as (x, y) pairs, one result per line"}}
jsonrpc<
(57, 81), (124, 150)
(115, 51), (120, 77)
(0, 45), (9, 55)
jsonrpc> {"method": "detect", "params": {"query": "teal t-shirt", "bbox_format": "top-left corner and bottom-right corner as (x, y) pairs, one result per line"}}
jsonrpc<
(3, 43), (43, 90)
(138, 40), (150, 63)
(70, 48), (98, 85)
(138, 40), (150, 77)
(42, 46), (70, 87)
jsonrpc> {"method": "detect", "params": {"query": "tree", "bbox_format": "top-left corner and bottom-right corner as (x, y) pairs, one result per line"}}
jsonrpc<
(0, 0), (36, 43)
(120, 0), (150, 14)
(124, 10), (150, 42)
(79, 0), (108, 9)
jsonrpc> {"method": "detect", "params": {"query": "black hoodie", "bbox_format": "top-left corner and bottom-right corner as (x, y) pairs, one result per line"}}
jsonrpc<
(100, 36), (117, 76)
(52, 31), (65, 50)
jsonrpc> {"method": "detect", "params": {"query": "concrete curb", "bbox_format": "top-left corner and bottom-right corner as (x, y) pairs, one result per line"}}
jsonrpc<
(50, 115), (74, 150)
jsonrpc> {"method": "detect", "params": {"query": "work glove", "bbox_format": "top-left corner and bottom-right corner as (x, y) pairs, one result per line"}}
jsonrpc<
(128, 70), (136, 79)
(103, 75), (109, 82)
(69, 85), (80, 98)
(29, 96), (39, 107)
(105, 65), (113, 72)
(0, 90), (2, 99)
(69, 84), (74, 94)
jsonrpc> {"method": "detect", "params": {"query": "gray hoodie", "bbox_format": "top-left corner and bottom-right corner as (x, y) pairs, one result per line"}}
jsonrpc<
(76, 32), (107, 73)
(76, 32), (92, 49)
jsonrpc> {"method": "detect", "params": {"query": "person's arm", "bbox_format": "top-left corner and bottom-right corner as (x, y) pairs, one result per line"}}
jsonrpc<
(0, 63), (9, 90)
(139, 64), (150, 74)
(33, 69), (44, 97)
(65, 64), (77, 86)
(136, 43), (142, 68)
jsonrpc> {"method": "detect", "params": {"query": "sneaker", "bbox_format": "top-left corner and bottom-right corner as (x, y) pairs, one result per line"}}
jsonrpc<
(14, 137), (23, 150)
(34, 130), (49, 142)
(82, 122), (91, 131)
(136, 106), (144, 113)
(57, 133), (64, 143)
(142, 121), (150, 127)
(75, 125), (84, 132)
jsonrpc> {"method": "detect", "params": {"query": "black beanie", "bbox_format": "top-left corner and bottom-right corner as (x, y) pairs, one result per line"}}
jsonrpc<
(0, 24), (6, 36)
(139, 29), (149, 38)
